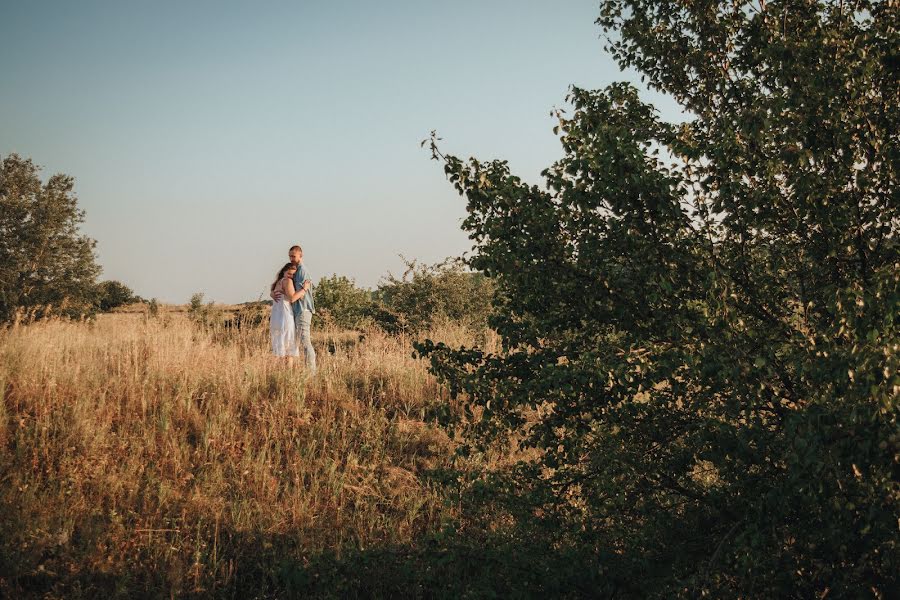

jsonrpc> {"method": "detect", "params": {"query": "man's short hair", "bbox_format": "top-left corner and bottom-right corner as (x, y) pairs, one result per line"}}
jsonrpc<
(289, 245), (302, 253)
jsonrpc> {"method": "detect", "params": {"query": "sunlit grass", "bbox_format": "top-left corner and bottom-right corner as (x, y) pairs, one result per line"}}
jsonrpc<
(0, 312), (494, 596)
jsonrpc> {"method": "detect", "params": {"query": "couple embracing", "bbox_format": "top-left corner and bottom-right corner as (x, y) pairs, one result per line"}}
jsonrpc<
(269, 245), (317, 372)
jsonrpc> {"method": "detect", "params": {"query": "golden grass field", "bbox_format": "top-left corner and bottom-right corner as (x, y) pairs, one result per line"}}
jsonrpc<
(0, 309), (497, 597)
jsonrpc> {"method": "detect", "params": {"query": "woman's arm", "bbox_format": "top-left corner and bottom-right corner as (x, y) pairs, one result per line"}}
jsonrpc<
(284, 277), (298, 301)
(288, 277), (309, 302)
(291, 279), (311, 301)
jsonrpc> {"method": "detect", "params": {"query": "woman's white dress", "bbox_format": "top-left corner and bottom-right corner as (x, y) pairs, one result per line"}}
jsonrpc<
(270, 289), (299, 357)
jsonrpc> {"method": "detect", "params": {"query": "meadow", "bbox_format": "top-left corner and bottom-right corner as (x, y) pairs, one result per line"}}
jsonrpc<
(0, 308), (500, 598)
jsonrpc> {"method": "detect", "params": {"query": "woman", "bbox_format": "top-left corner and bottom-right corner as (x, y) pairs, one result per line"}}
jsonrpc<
(270, 262), (300, 359)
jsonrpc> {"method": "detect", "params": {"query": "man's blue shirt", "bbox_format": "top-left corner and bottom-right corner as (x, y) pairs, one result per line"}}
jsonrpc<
(292, 264), (315, 318)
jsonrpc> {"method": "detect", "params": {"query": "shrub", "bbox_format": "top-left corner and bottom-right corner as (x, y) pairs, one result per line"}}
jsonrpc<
(187, 292), (221, 329)
(95, 280), (138, 312)
(314, 274), (373, 329)
(374, 258), (494, 333)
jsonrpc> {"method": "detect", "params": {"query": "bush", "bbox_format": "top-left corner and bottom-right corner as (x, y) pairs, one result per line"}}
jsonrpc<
(314, 275), (373, 329)
(374, 258), (494, 333)
(311, 262), (494, 334)
(188, 292), (205, 316)
(187, 292), (221, 328)
(95, 280), (138, 312)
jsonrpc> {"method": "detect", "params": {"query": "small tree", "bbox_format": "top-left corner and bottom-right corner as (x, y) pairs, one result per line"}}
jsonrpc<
(188, 292), (205, 317)
(419, 1), (897, 596)
(96, 280), (138, 312)
(0, 154), (101, 322)
(188, 292), (220, 328)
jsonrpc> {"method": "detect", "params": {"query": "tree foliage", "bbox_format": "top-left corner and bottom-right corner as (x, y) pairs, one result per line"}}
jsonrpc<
(418, 1), (898, 596)
(96, 280), (139, 312)
(0, 154), (101, 322)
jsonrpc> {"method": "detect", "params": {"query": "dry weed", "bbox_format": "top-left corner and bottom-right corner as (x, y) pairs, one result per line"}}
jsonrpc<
(0, 313), (493, 594)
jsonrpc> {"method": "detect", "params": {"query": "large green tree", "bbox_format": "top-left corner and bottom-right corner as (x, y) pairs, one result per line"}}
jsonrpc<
(0, 154), (101, 322)
(419, 1), (897, 596)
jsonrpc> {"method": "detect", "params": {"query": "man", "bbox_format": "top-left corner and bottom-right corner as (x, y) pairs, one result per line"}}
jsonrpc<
(274, 245), (316, 372)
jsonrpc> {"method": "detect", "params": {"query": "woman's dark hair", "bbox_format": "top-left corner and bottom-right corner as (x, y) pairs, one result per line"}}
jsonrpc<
(271, 262), (296, 291)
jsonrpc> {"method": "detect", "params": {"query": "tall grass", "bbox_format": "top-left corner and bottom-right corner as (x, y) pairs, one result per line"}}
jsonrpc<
(0, 313), (491, 597)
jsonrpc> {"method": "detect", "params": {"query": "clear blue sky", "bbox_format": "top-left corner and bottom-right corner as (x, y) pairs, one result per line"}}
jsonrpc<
(1, 0), (681, 303)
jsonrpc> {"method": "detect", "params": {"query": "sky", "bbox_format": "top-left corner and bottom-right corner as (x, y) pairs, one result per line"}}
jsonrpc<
(1, 0), (682, 304)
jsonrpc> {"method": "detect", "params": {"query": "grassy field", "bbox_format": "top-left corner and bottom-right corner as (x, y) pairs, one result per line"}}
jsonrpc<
(0, 310), (498, 597)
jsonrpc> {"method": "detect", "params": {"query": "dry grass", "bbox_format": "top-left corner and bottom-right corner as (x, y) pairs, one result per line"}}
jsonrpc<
(0, 313), (495, 596)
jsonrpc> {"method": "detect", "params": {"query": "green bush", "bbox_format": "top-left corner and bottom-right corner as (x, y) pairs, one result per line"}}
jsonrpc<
(95, 280), (138, 312)
(374, 258), (494, 333)
(187, 292), (221, 329)
(312, 262), (494, 334)
(314, 274), (373, 329)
